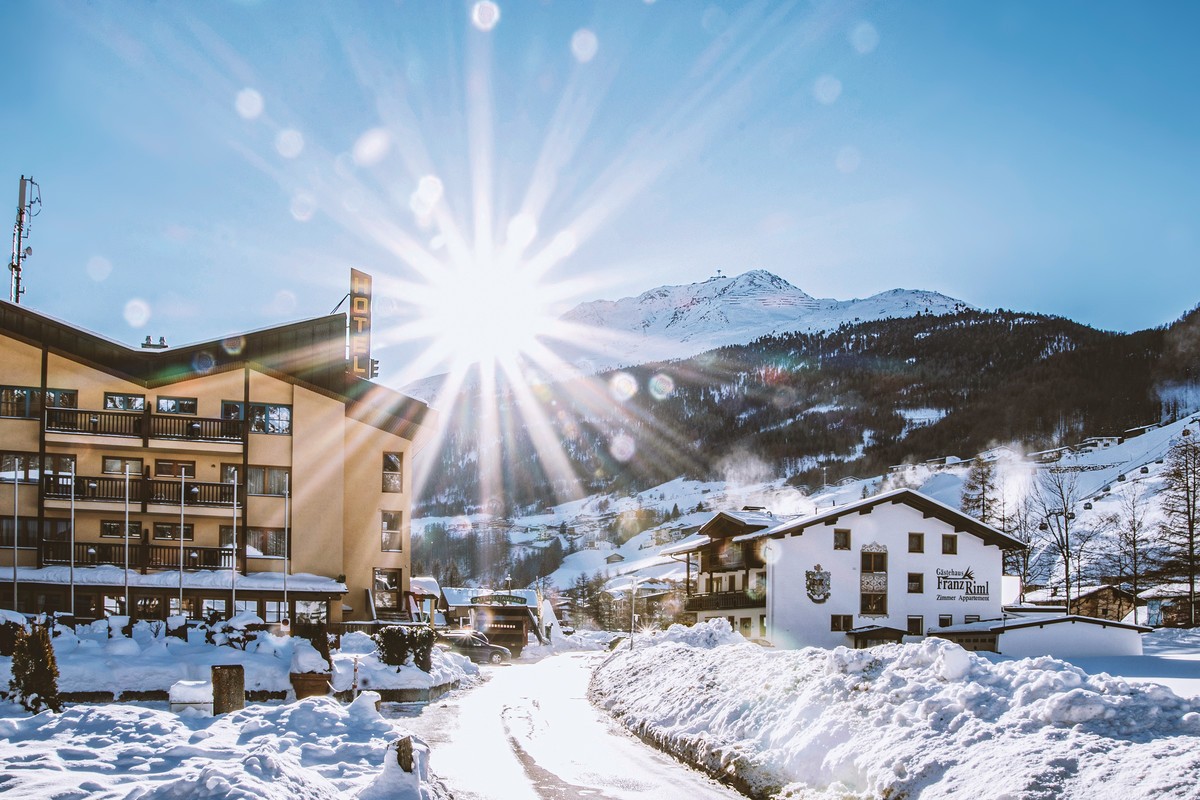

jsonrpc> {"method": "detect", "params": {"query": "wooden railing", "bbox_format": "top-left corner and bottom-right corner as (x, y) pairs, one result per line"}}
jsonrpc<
(40, 538), (235, 571)
(44, 408), (244, 443)
(684, 590), (763, 612)
(43, 475), (238, 507)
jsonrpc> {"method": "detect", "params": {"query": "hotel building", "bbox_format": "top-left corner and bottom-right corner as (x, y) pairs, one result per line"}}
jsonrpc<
(0, 299), (433, 627)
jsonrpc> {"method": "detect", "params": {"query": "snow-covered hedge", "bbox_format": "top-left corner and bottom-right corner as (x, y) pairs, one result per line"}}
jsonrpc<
(590, 619), (1200, 799)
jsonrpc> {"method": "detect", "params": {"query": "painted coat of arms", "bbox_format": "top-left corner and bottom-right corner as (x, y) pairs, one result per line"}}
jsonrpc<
(806, 564), (831, 603)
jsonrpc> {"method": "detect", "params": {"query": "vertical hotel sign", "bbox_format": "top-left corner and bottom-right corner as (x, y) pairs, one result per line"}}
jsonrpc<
(349, 269), (372, 377)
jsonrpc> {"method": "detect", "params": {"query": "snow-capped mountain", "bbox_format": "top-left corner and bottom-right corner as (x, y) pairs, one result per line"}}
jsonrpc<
(557, 270), (973, 372)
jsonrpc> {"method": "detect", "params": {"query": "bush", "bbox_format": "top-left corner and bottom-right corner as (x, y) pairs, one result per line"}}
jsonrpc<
(7, 623), (61, 713)
(372, 625), (437, 672)
(373, 625), (412, 668)
(410, 627), (436, 673)
(0, 620), (25, 657)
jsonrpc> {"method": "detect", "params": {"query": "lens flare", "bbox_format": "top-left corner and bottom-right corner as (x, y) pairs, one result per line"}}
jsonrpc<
(290, 191), (317, 221)
(649, 373), (675, 400)
(192, 351), (216, 373)
(353, 127), (392, 166)
(124, 299), (151, 328)
(222, 336), (246, 356)
(471, 1), (500, 31)
(275, 129), (305, 158)
(850, 22), (879, 54)
(571, 29), (599, 63)
(813, 75), (842, 105)
(609, 372), (638, 402)
(86, 256), (113, 282)
(235, 88), (264, 119)
(610, 433), (636, 462)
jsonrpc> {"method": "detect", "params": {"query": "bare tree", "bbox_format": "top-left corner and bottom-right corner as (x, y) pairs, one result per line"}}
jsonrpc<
(1160, 433), (1200, 626)
(1031, 468), (1091, 614)
(1104, 480), (1155, 625)
(1003, 492), (1042, 600)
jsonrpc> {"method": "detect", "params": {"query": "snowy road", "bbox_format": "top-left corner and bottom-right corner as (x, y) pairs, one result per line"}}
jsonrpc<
(387, 651), (745, 800)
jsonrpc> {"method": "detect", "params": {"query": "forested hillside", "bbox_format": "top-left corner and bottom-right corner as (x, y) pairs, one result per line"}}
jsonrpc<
(416, 306), (1200, 517)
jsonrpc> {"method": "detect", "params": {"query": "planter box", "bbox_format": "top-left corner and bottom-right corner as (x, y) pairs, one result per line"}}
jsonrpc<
(290, 672), (331, 699)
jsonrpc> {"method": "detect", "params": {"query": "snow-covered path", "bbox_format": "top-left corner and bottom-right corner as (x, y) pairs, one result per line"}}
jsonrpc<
(389, 651), (744, 800)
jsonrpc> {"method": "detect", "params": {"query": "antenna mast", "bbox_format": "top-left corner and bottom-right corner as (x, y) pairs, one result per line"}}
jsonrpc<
(9, 175), (41, 304)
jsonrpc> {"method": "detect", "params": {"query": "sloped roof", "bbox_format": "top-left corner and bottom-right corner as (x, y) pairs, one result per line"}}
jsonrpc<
(733, 488), (1025, 550)
(934, 614), (1150, 635)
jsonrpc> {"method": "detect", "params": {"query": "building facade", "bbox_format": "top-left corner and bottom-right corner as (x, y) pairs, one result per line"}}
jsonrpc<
(0, 300), (432, 627)
(735, 489), (1024, 649)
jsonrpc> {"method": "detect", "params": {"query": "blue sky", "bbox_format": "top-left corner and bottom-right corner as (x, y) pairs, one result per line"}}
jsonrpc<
(1, 1), (1197, 381)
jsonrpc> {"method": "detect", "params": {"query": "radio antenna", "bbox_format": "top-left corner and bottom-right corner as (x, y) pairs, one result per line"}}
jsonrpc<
(8, 175), (41, 304)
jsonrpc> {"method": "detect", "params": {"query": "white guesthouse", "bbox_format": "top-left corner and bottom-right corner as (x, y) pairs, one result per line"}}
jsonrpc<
(736, 489), (1025, 649)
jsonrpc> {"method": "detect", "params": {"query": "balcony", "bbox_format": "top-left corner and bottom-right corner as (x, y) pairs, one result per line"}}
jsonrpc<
(44, 408), (244, 443)
(40, 538), (234, 571)
(684, 590), (763, 612)
(43, 475), (238, 507)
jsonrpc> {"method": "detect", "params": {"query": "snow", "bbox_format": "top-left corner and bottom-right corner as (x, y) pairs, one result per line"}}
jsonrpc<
(0, 692), (449, 799)
(590, 619), (1200, 799)
(8, 564), (345, 592)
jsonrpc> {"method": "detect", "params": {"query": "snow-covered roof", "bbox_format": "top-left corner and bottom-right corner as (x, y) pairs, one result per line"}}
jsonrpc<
(657, 534), (712, 557)
(10, 565), (345, 593)
(733, 488), (1026, 550)
(1138, 583), (1200, 600)
(1023, 584), (1131, 604)
(408, 576), (441, 597)
(441, 587), (537, 607)
(934, 614), (1151, 635)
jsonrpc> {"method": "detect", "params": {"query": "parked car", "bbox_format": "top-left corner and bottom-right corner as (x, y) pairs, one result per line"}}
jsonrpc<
(437, 631), (511, 664)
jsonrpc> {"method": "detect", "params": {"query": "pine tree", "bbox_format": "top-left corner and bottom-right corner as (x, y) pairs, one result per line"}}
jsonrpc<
(7, 623), (61, 714)
(1160, 434), (1200, 626)
(960, 457), (998, 524)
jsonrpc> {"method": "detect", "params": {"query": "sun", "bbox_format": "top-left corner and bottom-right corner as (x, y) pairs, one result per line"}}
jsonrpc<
(420, 261), (555, 371)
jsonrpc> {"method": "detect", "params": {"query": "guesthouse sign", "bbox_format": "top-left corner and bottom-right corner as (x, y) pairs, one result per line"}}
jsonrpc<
(935, 567), (990, 602)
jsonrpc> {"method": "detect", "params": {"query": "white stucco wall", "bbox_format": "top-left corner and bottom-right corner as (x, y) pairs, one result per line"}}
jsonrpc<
(767, 501), (1006, 649)
(998, 621), (1144, 658)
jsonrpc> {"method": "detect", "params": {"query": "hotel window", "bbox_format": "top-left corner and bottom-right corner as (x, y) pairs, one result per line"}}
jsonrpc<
(712, 576), (723, 593)
(263, 600), (286, 623)
(1, 387), (76, 418)
(104, 392), (145, 411)
(833, 528), (851, 550)
(861, 550), (887, 574)
(222, 464), (289, 495)
(222, 401), (292, 435)
(382, 511), (403, 551)
(153, 522), (194, 541)
(831, 614), (853, 631)
(374, 568), (402, 610)
(382, 453), (403, 493)
(1, 452), (38, 483)
(103, 456), (144, 475)
(938, 614), (953, 627)
(222, 525), (286, 557)
(155, 459), (196, 478)
(907, 616), (924, 636)
(908, 532), (924, 553)
(965, 615), (981, 624)
(0, 517), (39, 548)
(156, 396), (197, 414)
(100, 520), (141, 539)
(201, 598), (228, 618)
(908, 573), (924, 593)
(942, 534), (958, 555)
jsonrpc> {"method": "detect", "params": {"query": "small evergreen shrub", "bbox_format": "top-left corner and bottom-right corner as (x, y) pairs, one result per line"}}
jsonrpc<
(0, 620), (25, 657)
(410, 627), (436, 673)
(7, 623), (62, 713)
(373, 625), (412, 668)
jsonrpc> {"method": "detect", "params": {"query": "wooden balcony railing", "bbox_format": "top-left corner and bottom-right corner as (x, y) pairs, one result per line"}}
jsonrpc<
(684, 590), (763, 612)
(40, 538), (235, 571)
(45, 408), (244, 443)
(43, 475), (238, 507)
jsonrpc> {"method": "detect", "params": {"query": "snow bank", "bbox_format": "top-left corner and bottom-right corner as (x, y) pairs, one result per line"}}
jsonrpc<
(0, 627), (474, 697)
(0, 693), (449, 799)
(590, 620), (1200, 799)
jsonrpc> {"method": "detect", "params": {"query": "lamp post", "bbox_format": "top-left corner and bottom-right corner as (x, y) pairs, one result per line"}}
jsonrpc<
(123, 465), (131, 615)
(229, 469), (238, 613)
(283, 473), (290, 623)
(69, 462), (76, 618)
(179, 472), (186, 615)
(12, 461), (19, 610)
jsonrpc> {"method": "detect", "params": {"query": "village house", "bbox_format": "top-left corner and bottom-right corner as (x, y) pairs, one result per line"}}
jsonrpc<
(1022, 584), (1136, 622)
(0, 296), (433, 630)
(732, 489), (1026, 649)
